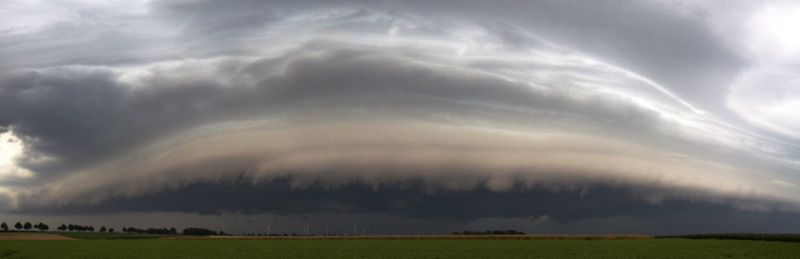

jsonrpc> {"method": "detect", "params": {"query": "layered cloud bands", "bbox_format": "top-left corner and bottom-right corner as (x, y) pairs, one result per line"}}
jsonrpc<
(0, 0), (799, 223)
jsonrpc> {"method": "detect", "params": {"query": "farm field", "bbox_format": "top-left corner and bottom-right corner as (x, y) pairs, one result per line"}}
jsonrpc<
(0, 233), (75, 240)
(50, 232), (171, 240)
(1, 237), (799, 258)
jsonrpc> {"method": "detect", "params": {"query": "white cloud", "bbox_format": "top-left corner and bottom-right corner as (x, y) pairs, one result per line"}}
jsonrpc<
(0, 0), (150, 36)
(745, 4), (800, 62)
(0, 130), (33, 179)
(727, 3), (800, 140)
(728, 66), (800, 139)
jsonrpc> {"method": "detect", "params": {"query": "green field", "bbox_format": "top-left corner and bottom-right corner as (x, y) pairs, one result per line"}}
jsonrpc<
(2, 238), (799, 258)
(657, 233), (800, 243)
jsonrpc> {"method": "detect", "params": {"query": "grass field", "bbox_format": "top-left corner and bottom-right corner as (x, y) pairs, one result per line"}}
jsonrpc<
(1, 238), (799, 258)
(657, 233), (800, 242)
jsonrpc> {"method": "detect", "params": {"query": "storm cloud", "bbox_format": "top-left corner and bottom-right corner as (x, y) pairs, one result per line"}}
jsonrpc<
(1, 0), (799, 234)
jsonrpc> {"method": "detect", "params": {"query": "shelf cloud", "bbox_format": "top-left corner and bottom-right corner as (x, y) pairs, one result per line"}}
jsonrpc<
(1, 0), (799, 233)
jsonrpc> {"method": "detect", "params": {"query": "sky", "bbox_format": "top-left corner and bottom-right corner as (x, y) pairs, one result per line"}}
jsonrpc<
(0, 0), (799, 235)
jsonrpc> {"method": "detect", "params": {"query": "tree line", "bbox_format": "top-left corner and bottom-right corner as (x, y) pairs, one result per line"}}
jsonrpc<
(0, 222), (49, 231)
(122, 227), (178, 235)
(57, 224), (95, 232)
(0, 221), (225, 236)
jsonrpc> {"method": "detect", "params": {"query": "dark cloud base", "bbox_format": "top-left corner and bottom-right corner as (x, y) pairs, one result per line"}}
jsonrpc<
(12, 177), (800, 234)
(7, 177), (649, 220)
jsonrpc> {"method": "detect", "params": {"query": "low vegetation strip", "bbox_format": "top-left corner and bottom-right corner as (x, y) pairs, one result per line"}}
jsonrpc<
(656, 233), (800, 242)
(163, 234), (652, 240)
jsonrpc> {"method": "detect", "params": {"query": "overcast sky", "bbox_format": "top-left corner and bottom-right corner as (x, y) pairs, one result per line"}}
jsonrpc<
(1, 0), (800, 235)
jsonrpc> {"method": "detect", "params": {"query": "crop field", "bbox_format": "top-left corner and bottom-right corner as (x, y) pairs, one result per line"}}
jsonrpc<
(1, 235), (800, 258)
(0, 233), (75, 240)
(657, 233), (800, 243)
(51, 232), (171, 240)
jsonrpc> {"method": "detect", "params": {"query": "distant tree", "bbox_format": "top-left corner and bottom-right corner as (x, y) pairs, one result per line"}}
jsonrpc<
(108, 228), (115, 233)
(100, 226), (107, 233)
(1, 222), (7, 231)
(14, 222), (22, 230)
(23, 222), (32, 231)
(169, 227), (177, 234)
(64, 224), (94, 232)
(40, 223), (49, 231)
(125, 227), (144, 234)
(122, 227), (128, 233)
(58, 224), (67, 231)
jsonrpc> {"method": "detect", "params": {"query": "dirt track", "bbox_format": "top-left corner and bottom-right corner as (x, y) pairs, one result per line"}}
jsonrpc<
(0, 232), (76, 240)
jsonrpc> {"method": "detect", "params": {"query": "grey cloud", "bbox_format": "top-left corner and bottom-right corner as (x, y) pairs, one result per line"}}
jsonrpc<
(14, 120), (799, 215)
(0, 0), (751, 130)
(152, 0), (282, 57)
(0, 44), (642, 180)
(496, 0), (745, 117)
(0, 15), (174, 70)
(1, 42), (797, 213)
(350, 0), (748, 120)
